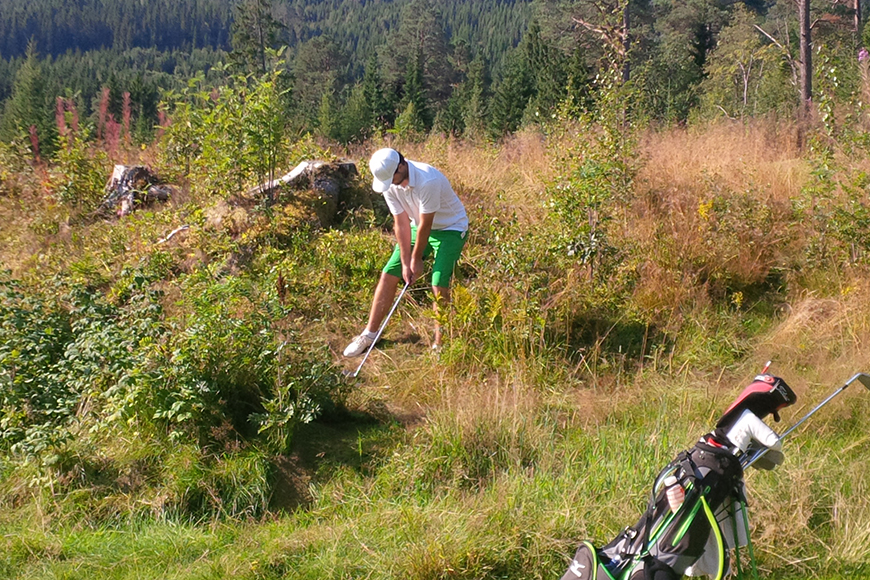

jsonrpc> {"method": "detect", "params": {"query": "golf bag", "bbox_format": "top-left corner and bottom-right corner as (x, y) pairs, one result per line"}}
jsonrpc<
(560, 374), (797, 580)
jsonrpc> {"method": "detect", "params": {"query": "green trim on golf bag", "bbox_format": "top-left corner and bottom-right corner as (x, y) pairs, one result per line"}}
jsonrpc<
(561, 541), (645, 580)
(562, 442), (745, 580)
(731, 499), (760, 580)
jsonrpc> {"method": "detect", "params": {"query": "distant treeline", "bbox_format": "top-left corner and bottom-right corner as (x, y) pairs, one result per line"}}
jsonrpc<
(0, 0), (535, 148)
(0, 0), (532, 75)
(0, 0), (234, 56)
(0, 0), (866, 151)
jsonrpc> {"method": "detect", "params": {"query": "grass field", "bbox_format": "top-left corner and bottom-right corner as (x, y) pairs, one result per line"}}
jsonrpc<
(2, 119), (870, 579)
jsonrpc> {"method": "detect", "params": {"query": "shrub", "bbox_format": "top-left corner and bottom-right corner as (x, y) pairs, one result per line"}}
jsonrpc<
(51, 130), (109, 211)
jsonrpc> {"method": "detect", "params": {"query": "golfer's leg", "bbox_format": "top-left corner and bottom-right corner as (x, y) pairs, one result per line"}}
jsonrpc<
(429, 230), (465, 348)
(365, 272), (401, 333)
(432, 285), (449, 347)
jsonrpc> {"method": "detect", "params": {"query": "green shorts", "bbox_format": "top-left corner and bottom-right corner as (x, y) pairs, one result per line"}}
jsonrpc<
(383, 227), (467, 288)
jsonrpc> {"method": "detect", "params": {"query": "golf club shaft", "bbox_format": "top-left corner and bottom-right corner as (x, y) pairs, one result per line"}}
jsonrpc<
(352, 281), (410, 377)
(742, 374), (862, 468)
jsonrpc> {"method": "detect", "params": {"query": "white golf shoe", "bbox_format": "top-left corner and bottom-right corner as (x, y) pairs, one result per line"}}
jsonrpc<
(343, 333), (376, 357)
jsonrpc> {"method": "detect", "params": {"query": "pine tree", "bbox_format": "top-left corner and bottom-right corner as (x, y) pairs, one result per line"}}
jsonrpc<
(337, 83), (373, 143)
(316, 91), (336, 141)
(523, 20), (568, 118)
(400, 52), (432, 132)
(229, 0), (285, 75)
(489, 51), (532, 138)
(362, 53), (390, 128)
(1, 41), (56, 155)
(292, 36), (348, 129)
(462, 55), (491, 139)
(380, 0), (456, 111)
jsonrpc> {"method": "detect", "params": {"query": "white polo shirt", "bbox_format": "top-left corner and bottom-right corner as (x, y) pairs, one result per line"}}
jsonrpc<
(382, 160), (468, 233)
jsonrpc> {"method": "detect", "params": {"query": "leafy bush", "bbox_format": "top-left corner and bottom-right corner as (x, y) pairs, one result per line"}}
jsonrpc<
(0, 139), (33, 197)
(159, 67), (291, 197)
(51, 133), (109, 210)
(0, 272), (163, 459)
(103, 267), (347, 455)
(0, 262), (346, 481)
(0, 275), (75, 456)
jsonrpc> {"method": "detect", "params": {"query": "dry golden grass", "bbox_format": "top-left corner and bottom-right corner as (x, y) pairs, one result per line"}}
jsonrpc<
(760, 281), (870, 387)
(638, 120), (805, 202)
(619, 120), (818, 323)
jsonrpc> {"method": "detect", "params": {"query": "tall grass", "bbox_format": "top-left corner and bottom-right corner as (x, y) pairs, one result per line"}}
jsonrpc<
(2, 119), (870, 579)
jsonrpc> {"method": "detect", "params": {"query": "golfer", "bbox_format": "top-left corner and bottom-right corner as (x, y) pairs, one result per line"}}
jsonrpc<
(343, 148), (468, 357)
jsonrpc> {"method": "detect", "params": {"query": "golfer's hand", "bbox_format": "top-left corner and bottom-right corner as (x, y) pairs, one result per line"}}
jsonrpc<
(410, 256), (423, 283)
(402, 264), (414, 285)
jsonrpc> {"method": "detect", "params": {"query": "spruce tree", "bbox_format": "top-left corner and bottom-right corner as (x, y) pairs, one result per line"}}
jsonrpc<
(489, 51), (532, 138)
(362, 53), (390, 128)
(1, 41), (56, 155)
(462, 55), (491, 140)
(380, 0), (455, 111)
(400, 52), (432, 132)
(229, 0), (285, 75)
(523, 20), (568, 118)
(337, 83), (372, 143)
(292, 36), (348, 130)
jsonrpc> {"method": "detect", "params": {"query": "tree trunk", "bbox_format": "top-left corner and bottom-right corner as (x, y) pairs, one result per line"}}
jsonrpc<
(799, 0), (812, 112)
(798, 0), (812, 148)
(855, 0), (861, 34)
(622, 3), (631, 82)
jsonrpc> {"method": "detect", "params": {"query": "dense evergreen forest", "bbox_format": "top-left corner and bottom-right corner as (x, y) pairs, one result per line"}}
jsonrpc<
(0, 0), (536, 146)
(1, 0), (867, 149)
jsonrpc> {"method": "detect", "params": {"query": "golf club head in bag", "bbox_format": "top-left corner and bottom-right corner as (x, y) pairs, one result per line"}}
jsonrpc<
(742, 371), (870, 469)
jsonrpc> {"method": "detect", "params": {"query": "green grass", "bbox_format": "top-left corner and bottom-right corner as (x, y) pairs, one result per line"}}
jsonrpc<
(3, 121), (870, 578)
(3, 389), (868, 580)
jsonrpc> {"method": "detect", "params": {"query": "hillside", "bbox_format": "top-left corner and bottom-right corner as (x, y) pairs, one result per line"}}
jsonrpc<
(2, 109), (870, 577)
(0, 0), (532, 72)
(2, 1), (870, 577)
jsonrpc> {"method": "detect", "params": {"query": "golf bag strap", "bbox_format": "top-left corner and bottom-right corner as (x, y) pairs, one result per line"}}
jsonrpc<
(700, 495), (726, 580)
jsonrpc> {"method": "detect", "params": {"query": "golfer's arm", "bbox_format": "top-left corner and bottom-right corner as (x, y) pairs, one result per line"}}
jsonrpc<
(394, 212), (413, 265)
(412, 212), (435, 261)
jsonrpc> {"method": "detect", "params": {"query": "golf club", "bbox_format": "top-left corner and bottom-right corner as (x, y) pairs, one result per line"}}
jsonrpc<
(346, 281), (411, 378)
(742, 371), (870, 469)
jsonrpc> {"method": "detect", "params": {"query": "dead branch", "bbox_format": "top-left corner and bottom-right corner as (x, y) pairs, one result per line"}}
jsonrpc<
(157, 225), (190, 244)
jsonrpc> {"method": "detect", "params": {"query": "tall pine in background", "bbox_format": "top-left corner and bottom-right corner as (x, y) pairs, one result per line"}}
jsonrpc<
(394, 52), (431, 137)
(489, 50), (533, 137)
(1, 42), (56, 155)
(229, 0), (285, 74)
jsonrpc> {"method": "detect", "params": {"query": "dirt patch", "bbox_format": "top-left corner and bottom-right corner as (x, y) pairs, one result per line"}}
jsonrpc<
(270, 454), (312, 512)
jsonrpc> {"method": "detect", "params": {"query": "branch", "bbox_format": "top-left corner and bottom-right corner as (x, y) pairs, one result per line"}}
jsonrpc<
(716, 105), (737, 120)
(572, 16), (626, 54)
(157, 225), (190, 244)
(572, 15), (608, 37)
(754, 24), (799, 85)
(754, 24), (786, 51)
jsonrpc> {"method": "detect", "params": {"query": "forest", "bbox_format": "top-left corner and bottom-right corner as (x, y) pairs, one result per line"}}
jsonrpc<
(3, 0), (870, 579)
(2, 0), (864, 151)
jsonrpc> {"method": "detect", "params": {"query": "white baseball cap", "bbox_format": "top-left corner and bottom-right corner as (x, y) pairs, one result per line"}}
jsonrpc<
(369, 148), (400, 193)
